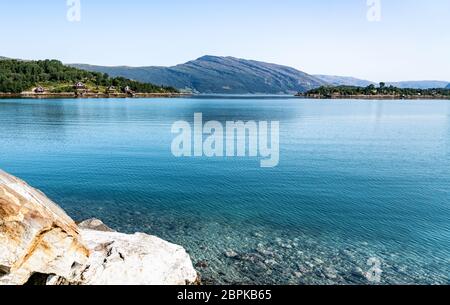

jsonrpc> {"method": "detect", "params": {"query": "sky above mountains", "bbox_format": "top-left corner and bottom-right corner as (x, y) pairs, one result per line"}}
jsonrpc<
(1, 0), (449, 82)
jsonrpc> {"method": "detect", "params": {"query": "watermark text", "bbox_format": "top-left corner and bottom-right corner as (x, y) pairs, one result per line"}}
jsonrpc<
(171, 113), (279, 168)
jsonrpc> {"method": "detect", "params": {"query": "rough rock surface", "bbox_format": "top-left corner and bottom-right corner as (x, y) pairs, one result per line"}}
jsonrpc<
(0, 170), (89, 285)
(48, 229), (198, 285)
(0, 170), (198, 285)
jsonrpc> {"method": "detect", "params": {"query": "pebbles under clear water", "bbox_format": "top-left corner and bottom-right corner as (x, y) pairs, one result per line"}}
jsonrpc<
(1, 98), (449, 284)
(66, 208), (448, 285)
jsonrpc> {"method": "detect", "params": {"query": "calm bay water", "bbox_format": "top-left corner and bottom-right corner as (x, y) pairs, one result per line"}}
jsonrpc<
(1, 97), (449, 284)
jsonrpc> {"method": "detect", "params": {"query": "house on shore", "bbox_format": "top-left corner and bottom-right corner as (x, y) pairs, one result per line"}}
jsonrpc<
(107, 86), (116, 93)
(123, 86), (133, 93)
(74, 82), (86, 90)
(34, 86), (45, 94)
(123, 86), (136, 96)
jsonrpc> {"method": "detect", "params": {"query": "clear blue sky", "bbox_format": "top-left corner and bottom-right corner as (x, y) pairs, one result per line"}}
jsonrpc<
(1, 0), (449, 82)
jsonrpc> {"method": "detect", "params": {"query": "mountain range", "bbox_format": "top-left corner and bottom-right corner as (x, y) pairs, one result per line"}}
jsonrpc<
(71, 56), (449, 94)
(385, 80), (449, 89)
(2, 55), (448, 94)
(313, 75), (375, 87)
(313, 76), (450, 90)
(71, 56), (326, 94)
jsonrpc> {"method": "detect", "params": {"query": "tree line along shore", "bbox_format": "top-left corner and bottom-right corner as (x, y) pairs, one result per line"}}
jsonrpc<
(1, 58), (449, 99)
(0, 58), (180, 98)
(298, 83), (450, 100)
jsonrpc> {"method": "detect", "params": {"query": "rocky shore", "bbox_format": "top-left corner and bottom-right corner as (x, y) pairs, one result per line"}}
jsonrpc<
(0, 170), (198, 285)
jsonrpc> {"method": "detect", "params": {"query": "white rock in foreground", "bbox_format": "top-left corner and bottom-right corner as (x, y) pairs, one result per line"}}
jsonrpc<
(0, 170), (198, 285)
(0, 170), (89, 285)
(49, 229), (198, 285)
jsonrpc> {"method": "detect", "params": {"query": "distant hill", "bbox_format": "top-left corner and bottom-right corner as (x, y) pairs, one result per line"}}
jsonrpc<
(314, 75), (375, 87)
(386, 81), (449, 89)
(302, 85), (450, 99)
(71, 56), (326, 94)
(314, 75), (448, 89)
(445, 83), (450, 89)
(0, 58), (177, 94)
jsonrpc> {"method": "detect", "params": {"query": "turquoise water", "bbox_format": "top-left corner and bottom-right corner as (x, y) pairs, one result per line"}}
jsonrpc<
(0, 98), (449, 284)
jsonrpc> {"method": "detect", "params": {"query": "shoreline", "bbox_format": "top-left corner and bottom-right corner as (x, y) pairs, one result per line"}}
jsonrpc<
(0, 170), (199, 285)
(296, 94), (450, 100)
(2, 92), (450, 100)
(0, 92), (191, 99)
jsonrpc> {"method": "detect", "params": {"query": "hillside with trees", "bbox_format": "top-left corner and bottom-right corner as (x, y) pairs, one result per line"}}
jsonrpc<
(0, 59), (177, 94)
(300, 83), (450, 99)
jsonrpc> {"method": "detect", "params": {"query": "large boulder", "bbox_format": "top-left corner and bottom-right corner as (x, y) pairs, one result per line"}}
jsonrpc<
(0, 170), (89, 285)
(48, 229), (199, 285)
(0, 170), (198, 285)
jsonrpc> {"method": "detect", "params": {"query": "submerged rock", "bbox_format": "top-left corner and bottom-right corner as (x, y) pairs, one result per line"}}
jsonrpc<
(195, 260), (209, 269)
(224, 250), (238, 258)
(240, 253), (265, 263)
(256, 248), (275, 257)
(0, 170), (198, 285)
(324, 267), (338, 279)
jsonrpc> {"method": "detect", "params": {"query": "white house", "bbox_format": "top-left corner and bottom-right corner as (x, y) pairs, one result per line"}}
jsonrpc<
(34, 86), (45, 93)
(74, 82), (86, 89)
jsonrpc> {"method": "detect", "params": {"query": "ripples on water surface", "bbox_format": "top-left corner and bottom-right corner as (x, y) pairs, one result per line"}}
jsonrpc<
(0, 98), (449, 284)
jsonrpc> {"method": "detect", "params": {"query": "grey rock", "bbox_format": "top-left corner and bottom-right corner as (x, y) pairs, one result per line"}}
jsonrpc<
(77, 218), (115, 232)
(224, 250), (239, 259)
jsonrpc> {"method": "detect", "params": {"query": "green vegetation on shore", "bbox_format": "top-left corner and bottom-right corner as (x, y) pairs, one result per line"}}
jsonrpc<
(0, 59), (178, 94)
(300, 83), (450, 98)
